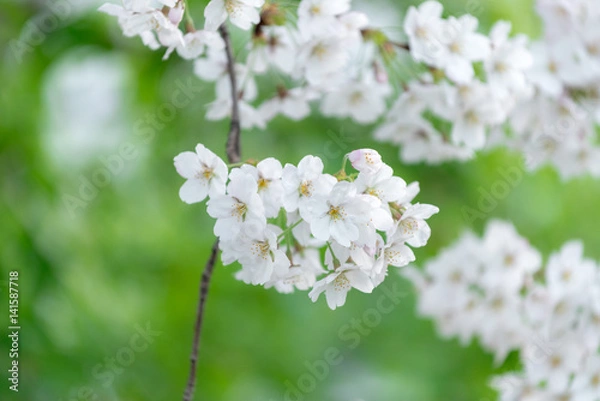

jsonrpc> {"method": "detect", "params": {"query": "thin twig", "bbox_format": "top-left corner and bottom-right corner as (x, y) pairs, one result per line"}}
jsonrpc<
(219, 24), (242, 164)
(183, 240), (220, 401)
(182, 23), (243, 401)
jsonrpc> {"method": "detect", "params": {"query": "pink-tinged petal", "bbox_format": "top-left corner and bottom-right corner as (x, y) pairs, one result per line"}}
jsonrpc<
(174, 151), (201, 179)
(179, 179), (210, 204)
(348, 149), (383, 173)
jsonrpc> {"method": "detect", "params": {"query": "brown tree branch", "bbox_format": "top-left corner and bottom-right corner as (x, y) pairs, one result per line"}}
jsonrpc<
(182, 24), (242, 401)
(183, 240), (219, 401)
(219, 24), (242, 164)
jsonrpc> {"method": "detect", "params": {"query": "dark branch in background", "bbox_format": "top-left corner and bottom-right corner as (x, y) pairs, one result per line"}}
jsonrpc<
(220, 24), (242, 164)
(183, 240), (219, 401)
(182, 24), (242, 401)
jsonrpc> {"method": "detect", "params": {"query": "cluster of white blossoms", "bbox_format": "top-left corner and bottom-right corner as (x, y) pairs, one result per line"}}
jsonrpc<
(98, 0), (227, 59)
(198, 0), (394, 128)
(498, 0), (600, 180)
(174, 146), (438, 309)
(375, 1), (534, 163)
(376, 0), (600, 177)
(100, 0), (395, 129)
(404, 220), (600, 400)
(99, 0), (600, 180)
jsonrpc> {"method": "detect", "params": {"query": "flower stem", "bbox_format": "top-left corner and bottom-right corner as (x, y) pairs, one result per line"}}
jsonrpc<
(277, 220), (303, 242)
(326, 242), (341, 269)
(341, 154), (349, 173)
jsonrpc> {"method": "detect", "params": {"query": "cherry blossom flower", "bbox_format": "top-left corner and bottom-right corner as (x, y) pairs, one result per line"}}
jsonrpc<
(248, 26), (298, 74)
(203, 0), (265, 31)
(240, 158), (284, 218)
(259, 87), (318, 122)
(99, 1), (183, 48)
(404, 1), (446, 66)
(174, 144), (228, 203)
(297, 0), (351, 37)
(234, 226), (290, 285)
(307, 181), (375, 247)
(320, 76), (391, 123)
(347, 149), (384, 174)
(309, 265), (374, 310)
(439, 15), (491, 83)
(206, 168), (266, 241)
(281, 155), (336, 218)
(173, 30), (225, 60)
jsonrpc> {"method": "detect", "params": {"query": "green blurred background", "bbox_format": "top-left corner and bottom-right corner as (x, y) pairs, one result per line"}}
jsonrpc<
(2, 0), (600, 400)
